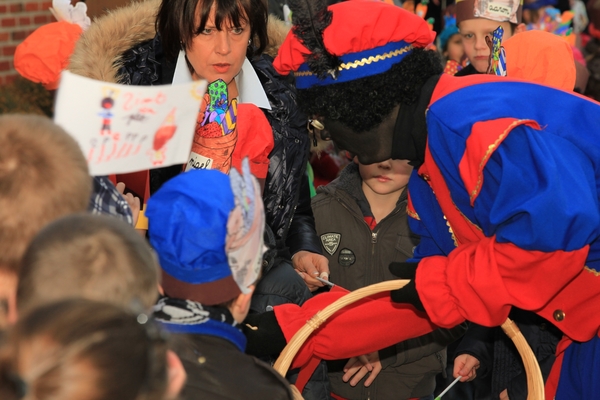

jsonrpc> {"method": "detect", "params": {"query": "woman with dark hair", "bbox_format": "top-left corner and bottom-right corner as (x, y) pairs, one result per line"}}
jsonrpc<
(157, 0), (269, 65)
(70, 0), (328, 291)
(68, 0), (330, 397)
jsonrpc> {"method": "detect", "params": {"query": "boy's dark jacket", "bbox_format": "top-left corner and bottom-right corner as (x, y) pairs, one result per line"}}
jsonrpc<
(155, 299), (295, 400)
(311, 163), (466, 399)
(174, 333), (294, 400)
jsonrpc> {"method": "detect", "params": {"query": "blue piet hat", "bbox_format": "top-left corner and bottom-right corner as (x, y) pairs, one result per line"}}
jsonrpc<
(146, 160), (265, 305)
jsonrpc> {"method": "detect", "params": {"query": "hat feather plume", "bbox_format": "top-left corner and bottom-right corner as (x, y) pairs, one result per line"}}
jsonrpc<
(288, 0), (341, 79)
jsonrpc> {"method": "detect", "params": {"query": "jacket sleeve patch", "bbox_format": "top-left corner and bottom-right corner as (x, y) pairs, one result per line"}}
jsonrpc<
(320, 233), (341, 255)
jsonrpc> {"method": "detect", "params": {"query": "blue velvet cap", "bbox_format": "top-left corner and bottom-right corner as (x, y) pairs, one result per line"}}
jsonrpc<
(146, 170), (236, 300)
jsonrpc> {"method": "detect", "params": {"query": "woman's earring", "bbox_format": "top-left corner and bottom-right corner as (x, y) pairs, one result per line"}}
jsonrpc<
(307, 119), (327, 147)
(248, 39), (252, 46)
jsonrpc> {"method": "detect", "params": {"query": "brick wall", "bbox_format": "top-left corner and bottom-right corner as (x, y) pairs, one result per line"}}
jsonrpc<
(0, 1), (53, 86)
(0, 0), (129, 86)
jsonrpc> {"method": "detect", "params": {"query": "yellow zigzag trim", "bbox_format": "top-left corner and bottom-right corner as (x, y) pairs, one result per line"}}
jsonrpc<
(585, 266), (600, 277)
(294, 45), (414, 77)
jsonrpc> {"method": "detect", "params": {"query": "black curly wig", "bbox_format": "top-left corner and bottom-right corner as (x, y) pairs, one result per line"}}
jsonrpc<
(297, 48), (443, 132)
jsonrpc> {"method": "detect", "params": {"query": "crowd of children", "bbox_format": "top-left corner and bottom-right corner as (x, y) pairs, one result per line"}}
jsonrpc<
(2, 0), (600, 399)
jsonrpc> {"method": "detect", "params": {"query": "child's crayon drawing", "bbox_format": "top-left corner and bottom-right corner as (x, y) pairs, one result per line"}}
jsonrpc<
(54, 71), (205, 176)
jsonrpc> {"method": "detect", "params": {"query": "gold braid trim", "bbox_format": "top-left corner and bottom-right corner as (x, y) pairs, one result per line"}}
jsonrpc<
(470, 119), (536, 204)
(407, 208), (420, 220)
(585, 266), (600, 277)
(294, 45), (413, 77)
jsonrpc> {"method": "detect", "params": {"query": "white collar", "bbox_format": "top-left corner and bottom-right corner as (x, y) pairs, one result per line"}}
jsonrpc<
(172, 50), (271, 110)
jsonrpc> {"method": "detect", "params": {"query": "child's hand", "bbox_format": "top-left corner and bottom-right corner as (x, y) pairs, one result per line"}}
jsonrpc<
(116, 182), (141, 228)
(453, 353), (481, 382)
(292, 251), (330, 291)
(342, 351), (382, 387)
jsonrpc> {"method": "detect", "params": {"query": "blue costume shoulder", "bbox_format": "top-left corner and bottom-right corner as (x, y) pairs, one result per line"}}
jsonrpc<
(418, 76), (600, 255)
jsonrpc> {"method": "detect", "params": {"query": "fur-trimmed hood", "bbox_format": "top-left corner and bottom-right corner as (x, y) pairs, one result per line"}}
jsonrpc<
(68, 0), (290, 82)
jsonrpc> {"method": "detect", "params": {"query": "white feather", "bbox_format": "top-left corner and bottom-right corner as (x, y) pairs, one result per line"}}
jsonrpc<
(49, 0), (91, 31)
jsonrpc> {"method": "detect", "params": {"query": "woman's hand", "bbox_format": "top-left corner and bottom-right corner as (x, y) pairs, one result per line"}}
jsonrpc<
(292, 251), (330, 291)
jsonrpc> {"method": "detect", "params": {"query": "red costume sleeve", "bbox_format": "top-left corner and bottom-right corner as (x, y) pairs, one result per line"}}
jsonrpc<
(232, 104), (274, 179)
(273, 287), (439, 369)
(416, 241), (589, 328)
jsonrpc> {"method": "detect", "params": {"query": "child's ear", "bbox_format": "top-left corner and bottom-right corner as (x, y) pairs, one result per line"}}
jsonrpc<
(514, 23), (526, 34)
(352, 155), (359, 165)
(165, 350), (186, 399)
(230, 285), (255, 323)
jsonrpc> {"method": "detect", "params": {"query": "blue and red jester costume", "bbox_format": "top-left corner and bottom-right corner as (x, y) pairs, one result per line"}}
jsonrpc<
(407, 73), (600, 399)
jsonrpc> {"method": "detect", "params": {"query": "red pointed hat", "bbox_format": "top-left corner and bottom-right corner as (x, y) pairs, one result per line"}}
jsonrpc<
(273, 0), (435, 89)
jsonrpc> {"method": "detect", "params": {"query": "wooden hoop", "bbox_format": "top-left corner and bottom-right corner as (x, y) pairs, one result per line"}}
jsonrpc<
(274, 280), (545, 400)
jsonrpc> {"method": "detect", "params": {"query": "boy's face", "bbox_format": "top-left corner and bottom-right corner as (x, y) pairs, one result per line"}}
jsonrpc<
(356, 158), (413, 196)
(459, 19), (513, 73)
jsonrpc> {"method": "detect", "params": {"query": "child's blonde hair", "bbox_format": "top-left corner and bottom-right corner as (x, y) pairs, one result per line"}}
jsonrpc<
(0, 114), (91, 273)
(17, 214), (160, 316)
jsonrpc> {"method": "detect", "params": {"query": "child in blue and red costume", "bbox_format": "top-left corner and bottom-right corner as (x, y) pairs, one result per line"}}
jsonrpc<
(249, 0), (600, 399)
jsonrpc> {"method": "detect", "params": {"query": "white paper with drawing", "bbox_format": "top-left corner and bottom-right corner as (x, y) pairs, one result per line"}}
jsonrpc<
(54, 70), (206, 176)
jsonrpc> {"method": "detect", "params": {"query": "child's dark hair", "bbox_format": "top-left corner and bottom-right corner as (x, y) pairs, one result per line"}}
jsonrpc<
(297, 48), (443, 132)
(0, 299), (168, 400)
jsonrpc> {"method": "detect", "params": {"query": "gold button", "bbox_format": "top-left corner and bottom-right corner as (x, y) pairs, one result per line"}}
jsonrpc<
(197, 356), (206, 364)
(421, 174), (430, 181)
(553, 310), (565, 322)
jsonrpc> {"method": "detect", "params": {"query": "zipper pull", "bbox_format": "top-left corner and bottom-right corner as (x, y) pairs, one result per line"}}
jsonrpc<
(371, 232), (378, 243)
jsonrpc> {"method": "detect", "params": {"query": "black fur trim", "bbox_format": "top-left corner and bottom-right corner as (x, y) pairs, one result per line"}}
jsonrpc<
(288, 0), (341, 79)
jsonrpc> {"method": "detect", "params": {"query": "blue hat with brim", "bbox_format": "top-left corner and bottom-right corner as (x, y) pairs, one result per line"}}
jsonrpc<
(146, 169), (241, 305)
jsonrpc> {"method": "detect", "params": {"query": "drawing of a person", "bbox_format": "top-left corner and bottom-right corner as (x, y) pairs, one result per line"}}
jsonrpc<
(99, 96), (114, 136)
